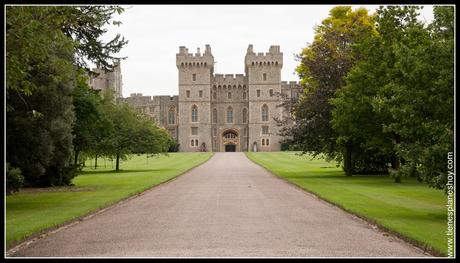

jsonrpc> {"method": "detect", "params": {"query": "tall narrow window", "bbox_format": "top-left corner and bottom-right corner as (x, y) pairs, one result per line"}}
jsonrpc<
(199, 90), (203, 98)
(186, 90), (190, 98)
(192, 74), (196, 81)
(195, 139), (198, 146)
(168, 107), (175, 124)
(191, 105), (198, 122)
(228, 92), (232, 99)
(266, 139), (270, 146)
(243, 92), (247, 100)
(213, 128), (217, 136)
(262, 139), (265, 146)
(227, 106), (233, 123)
(263, 73), (267, 81)
(212, 108), (217, 123)
(262, 104), (269, 121)
(269, 89), (273, 97)
(257, 90), (261, 97)
(243, 108), (247, 123)
(191, 140), (195, 146)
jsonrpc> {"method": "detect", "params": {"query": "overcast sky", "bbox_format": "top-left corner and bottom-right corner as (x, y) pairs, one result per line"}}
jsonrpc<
(99, 5), (435, 98)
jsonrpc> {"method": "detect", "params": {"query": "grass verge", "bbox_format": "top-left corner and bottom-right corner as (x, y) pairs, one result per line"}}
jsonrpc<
(246, 151), (447, 256)
(6, 152), (213, 248)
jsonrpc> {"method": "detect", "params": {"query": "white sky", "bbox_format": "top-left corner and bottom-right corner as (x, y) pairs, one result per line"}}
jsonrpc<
(99, 5), (435, 98)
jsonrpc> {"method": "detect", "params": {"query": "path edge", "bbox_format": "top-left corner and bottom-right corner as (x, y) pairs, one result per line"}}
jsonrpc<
(244, 152), (444, 258)
(6, 153), (214, 256)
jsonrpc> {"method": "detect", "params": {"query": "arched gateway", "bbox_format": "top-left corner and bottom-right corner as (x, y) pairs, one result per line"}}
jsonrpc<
(222, 129), (239, 152)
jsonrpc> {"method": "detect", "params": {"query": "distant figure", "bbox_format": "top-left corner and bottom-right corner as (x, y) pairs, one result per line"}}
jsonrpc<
(200, 142), (207, 152)
(253, 142), (258, 152)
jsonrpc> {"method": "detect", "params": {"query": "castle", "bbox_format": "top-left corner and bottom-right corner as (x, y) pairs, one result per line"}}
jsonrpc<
(98, 45), (302, 152)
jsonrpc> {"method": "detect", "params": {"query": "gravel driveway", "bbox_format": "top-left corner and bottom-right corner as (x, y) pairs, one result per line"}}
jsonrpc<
(9, 152), (428, 257)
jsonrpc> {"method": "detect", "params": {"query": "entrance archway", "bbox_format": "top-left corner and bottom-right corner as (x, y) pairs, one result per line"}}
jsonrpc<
(225, 144), (236, 152)
(222, 129), (239, 152)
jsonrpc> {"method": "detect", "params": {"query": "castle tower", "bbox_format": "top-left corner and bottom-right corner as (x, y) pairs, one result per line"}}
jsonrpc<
(245, 45), (283, 152)
(176, 45), (214, 152)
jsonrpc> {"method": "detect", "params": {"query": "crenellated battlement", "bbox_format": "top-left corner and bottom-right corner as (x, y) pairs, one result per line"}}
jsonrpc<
(244, 44), (283, 69)
(176, 45), (214, 68)
(213, 74), (247, 88)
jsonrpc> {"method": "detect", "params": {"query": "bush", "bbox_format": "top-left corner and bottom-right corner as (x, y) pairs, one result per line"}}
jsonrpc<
(6, 163), (24, 194)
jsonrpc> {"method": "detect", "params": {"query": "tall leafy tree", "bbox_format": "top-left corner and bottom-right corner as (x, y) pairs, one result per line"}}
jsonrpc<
(6, 6), (127, 186)
(374, 6), (454, 186)
(282, 6), (376, 175)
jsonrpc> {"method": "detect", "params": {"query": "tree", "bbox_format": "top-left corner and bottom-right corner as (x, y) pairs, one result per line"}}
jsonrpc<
(99, 97), (173, 171)
(373, 6), (454, 186)
(6, 6), (127, 186)
(282, 6), (376, 175)
(71, 69), (104, 166)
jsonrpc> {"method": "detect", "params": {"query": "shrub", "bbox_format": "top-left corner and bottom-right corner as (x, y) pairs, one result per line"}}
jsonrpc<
(6, 163), (24, 194)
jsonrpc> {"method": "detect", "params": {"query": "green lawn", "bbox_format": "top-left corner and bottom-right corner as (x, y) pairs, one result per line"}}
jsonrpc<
(6, 152), (213, 248)
(246, 151), (448, 256)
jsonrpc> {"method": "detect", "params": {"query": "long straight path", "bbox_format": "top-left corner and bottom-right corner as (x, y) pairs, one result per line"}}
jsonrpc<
(11, 153), (427, 257)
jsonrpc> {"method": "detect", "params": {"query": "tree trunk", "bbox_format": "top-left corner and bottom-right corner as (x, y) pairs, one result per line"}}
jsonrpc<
(116, 154), (120, 171)
(392, 134), (401, 183)
(344, 143), (353, 176)
(94, 154), (98, 169)
(74, 150), (80, 166)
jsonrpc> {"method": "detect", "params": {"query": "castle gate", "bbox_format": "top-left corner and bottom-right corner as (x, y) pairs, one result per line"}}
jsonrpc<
(222, 129), (239, 152)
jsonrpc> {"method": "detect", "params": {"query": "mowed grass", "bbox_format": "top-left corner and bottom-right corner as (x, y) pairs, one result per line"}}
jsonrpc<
(246, 151), (447, 256)
(6, 152), (213, 248)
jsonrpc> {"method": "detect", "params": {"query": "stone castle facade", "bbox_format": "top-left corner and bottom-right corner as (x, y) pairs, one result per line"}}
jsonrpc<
(88, 58), (123, 99)
(112, 45), (302, 152)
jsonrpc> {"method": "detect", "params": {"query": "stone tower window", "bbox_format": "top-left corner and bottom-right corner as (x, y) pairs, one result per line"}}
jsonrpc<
(257, 90), (261, 97)
(192, 74), (196, 81)
(191, 139), (195, 146)
(186, 90), (190, 98)
(266, 138), (270, 146)
(191, 127), (198, 135)
(227, 106), (233, 123)
(262, 139), (265, 146)
(243, 108), (247, 123)
(213, 127), (217, 137)
(269, 89), (273, 97)
(261, 104), (269, 122)
(168, 107), (175, 124)
(263, 73), (267, 81)
(213, 92), (216, 100)
(243, 92), (247, 100)
(228, 92), (232, 99)
(199, 90), (203, 98)
(195, 139), (199, 146)
(212, 108), (217, 123)
(191, 105), (198, 122)
(262, 126), (269, 134)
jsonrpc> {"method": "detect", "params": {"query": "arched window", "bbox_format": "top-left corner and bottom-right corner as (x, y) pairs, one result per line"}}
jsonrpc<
(243, 108), (247, 123)
(168, 107), (175, 124)
(191, 105), (198, 122)
(266, 138), (270, 146)
(262, 139), (265, 146)
(191, 139), (194, 146)
(212, 108), (217, 123)
(227, 106), (233, 123)
(261, 104), (269, 121)
(195, 139), (198, 146)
